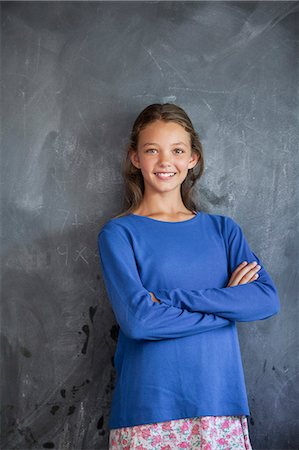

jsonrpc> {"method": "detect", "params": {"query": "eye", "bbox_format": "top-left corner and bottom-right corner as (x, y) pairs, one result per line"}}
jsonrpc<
(145, 148), (157, 153)
(174, 148), (185, 154)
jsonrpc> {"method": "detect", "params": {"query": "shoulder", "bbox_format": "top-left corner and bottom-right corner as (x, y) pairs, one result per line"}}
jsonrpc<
(201, 211), (240, 233)
(98, 214), (135, 242)
(200, 213), (246, 256)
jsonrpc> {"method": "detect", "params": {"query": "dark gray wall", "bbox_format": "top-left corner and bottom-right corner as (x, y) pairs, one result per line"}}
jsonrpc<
(1, 2), (298, 449)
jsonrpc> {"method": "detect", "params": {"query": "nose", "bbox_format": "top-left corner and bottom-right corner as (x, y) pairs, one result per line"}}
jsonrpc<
(156, 163), (174, 173)
(158, 161), (172, 168)
(157, 154), (173, 167)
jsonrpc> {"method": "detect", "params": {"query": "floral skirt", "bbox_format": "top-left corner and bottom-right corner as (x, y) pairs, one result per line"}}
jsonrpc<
(109, 415), (253, 449)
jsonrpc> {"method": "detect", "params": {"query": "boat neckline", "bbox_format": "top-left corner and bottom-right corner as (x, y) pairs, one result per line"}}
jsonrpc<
(129, 211), (201, 224)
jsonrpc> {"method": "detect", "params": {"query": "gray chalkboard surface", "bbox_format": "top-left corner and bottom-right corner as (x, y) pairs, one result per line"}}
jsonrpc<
(1, 2), (298, 449)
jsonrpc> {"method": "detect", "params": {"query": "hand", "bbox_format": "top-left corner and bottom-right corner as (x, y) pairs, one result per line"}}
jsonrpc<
(149, 292), (161, 303)
(227, 261), (261, 287)
(149, 261), (261, 298)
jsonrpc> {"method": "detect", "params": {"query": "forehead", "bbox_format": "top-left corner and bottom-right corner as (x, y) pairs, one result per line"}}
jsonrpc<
(138, 120), (190, 145)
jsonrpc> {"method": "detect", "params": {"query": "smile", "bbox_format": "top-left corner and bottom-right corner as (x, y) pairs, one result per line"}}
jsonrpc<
(154, 172), (176, 178)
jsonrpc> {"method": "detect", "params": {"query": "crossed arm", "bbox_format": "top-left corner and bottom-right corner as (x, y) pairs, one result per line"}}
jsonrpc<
(149, 221), (280, 322)
(150, 259), (261, 302)
(98, 218), (280, 341)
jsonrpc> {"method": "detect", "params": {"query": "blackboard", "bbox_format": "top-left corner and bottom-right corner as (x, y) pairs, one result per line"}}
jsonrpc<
(1, 2), (298, 449)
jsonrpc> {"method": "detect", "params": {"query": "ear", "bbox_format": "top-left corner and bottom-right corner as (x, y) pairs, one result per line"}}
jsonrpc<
(188, 152), (200, 170)
(129, 149), (141, 169)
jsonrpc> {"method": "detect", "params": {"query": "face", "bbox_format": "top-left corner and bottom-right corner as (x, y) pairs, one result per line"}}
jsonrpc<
(130, 120), (199, 194)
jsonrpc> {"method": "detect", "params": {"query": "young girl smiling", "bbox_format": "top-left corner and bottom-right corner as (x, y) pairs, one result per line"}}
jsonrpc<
(98, 103), (280, 449)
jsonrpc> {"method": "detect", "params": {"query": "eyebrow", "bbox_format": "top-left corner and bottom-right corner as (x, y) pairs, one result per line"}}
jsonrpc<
(142, 142), (188, 148)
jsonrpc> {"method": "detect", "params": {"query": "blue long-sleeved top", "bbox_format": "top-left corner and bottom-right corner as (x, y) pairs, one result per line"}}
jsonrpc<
(97, 210), (280, 429)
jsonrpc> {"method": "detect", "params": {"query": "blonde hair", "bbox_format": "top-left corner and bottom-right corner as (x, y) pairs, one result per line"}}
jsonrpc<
(112, 103), (205, 219)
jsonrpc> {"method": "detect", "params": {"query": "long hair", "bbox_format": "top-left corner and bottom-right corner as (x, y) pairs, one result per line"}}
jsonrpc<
(112, 103), (205, 219)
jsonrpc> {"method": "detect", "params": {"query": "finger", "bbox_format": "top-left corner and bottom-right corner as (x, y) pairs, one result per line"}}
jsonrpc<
(227, 271), (259, 287)
(230, 261), (258, 281)
(149, 292), (161, 303)
(228, 261), (251, 286)
(248, 273), (259, 282)
(237, 261), (260, 278)
(230, 261), (248, 278)
(238, 264), (261, 284)
(228, 262), (260, 286)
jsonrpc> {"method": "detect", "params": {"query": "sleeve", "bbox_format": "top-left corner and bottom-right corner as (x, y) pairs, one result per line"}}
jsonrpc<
(153, 217), (281, 322)
(97, 222), (232, 341)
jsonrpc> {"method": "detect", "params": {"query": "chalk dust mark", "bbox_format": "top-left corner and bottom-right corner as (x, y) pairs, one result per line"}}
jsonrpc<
(56, 244), (68, 266)
(142, 44), (164, 75)
(57, 209), (71, 235)
(36, 34), (41, 73)
(75, 247), (89, 265)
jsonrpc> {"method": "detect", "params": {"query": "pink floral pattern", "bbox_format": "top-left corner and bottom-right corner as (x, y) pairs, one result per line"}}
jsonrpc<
(109, 415), (253, 449)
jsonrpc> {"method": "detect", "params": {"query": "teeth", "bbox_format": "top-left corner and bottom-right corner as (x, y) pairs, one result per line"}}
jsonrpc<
(155, 172), (175, 177)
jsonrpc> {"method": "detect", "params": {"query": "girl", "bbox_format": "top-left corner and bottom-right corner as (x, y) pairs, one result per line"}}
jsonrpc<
(97, 103), (280, 449)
